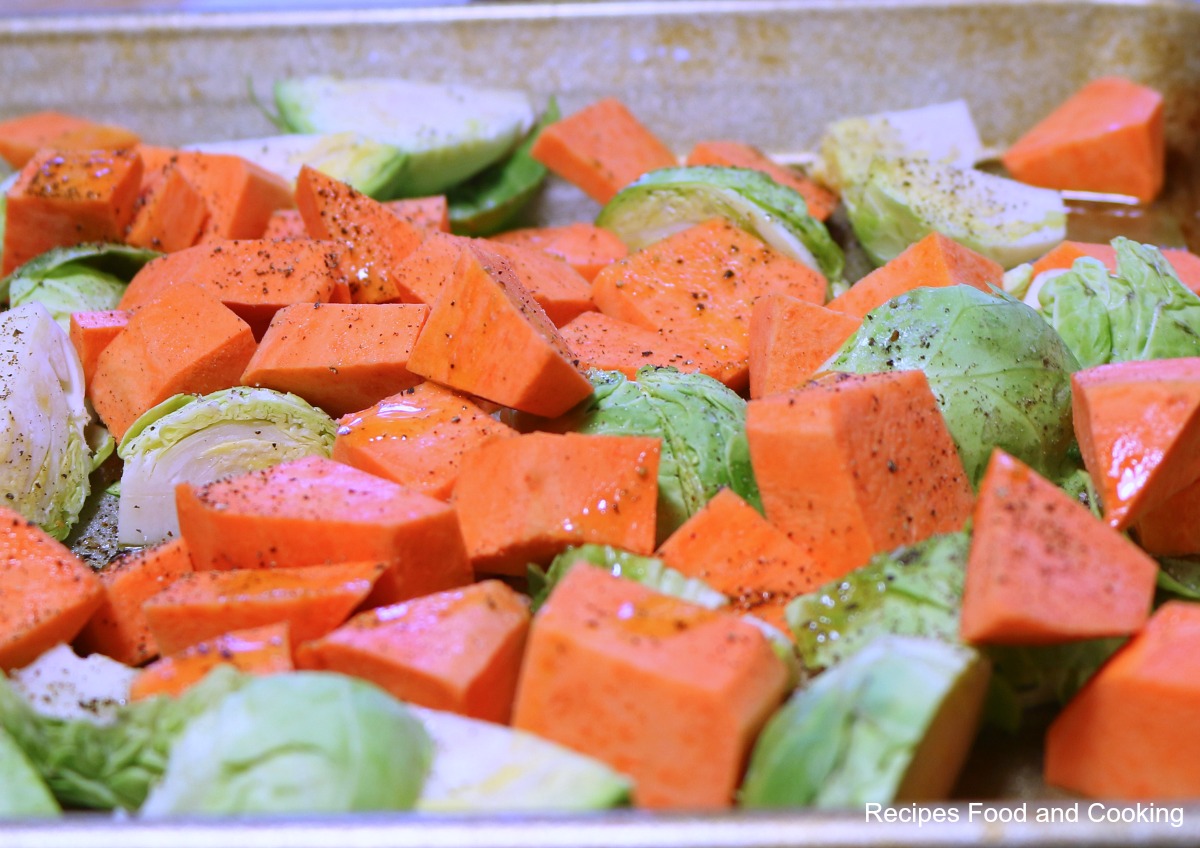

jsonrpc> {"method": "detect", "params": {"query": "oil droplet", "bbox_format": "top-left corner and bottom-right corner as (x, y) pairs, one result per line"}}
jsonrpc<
(1110, 435), (1160, 503)
(376, 399), (426, 417)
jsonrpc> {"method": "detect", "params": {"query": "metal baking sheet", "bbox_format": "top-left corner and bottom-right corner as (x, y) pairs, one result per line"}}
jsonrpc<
(1, 1), (1199, 844)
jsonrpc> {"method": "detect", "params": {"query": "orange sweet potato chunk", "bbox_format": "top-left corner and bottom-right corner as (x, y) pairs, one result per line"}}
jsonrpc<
(241, 302), (428, 417)
(1002, 76), (1164, 202)
(490, 222), (627, 282)
(746, 371), (974, 579)
(74, 538), (194, 667)
(295, 165), (426, 304)
(1045, 602), (1200, 799)
(90, 286), (258, 440)
(1072, 358), (1200, 530)
(2, 147), (143, 274)
(297, 580), (530, 723)
(1136, 475), (1200, 556)
(388, 229), (469, 307)
(265, 196), (449, 241)
(529, 98), (678, 204)
(656, 488), (841, 632)
(959, 450), (1158, 645)
(592, 218), (826, 368)
(453, 432), (661, 576)
(138, 145), (294, 242)
(826, 233), (1002, 319)
(333, 382), (516, 501)
(0, 110), (95, 168)
(407, 242), (593, 418)
(125, 159), (208, 253)
(512, 566), (788, 809)
(484, 239), (596, 327)
(142, 561), (387, 655)
(119, 238), (347, 339)
(129, 622), (294, 701)
(747, 294), (861, 399)
(560, 310), (747, 390)
(69, 310), (130, 390)
(0, 507), (104, 672)
(175, 456), (472, 607)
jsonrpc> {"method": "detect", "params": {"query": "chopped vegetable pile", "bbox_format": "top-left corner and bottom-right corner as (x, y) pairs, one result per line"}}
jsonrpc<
(0, 71), (1198, 818)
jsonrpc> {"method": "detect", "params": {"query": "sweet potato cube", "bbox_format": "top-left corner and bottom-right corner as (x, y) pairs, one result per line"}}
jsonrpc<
(74, 537), (194, 666)
(333, 382), (516, 500)
(384, 196), (451, 233)
(512, 566), (788, 809)
(592, 218), (826, 366)
(826, 232), (1002, 319)
(241, 302), (428, 417)
(1002, 76), (1164, 203)
(129, 622), (294, 701)
(407, 243), (593, 417)
(748, 294), (861, 398)
(142, 560), (388, 655)
(387, 229), (469, 307)
(746, 371), (974, 579)
(175, 456), (472, 606)
(266, 196), (448, 241)
(263, 209), (306, 240)
(453, 432), (660, 576)
(0, 110), (95, 168)
(138, 146), (294, 242)
(960, 450), (1158, 645)
(125, 160), (208, 253)
(0, 507), (104, 671)
(120, 238), (347, 338)
(90, 286), (257, 440)
(490, 222), (627, 282)
(1072, 358), (1200, 530)
(529, 98), (678, 204)
(560, 310), (746, 390)
(69, 309), (130, 389)
(51, 123), (141, 154)
(3, 147), (144, 274)
(485, 239), (595, 327)
(295, 165), (427, 304)
(1045, 602), (1200, 799)
(297, 580), (530, 724)
(1136, 475), (1200, 556)
(655, 488), (841, 632)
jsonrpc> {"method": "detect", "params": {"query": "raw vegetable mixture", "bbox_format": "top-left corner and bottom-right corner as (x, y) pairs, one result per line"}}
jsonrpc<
(0, 71), (1197, 818)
